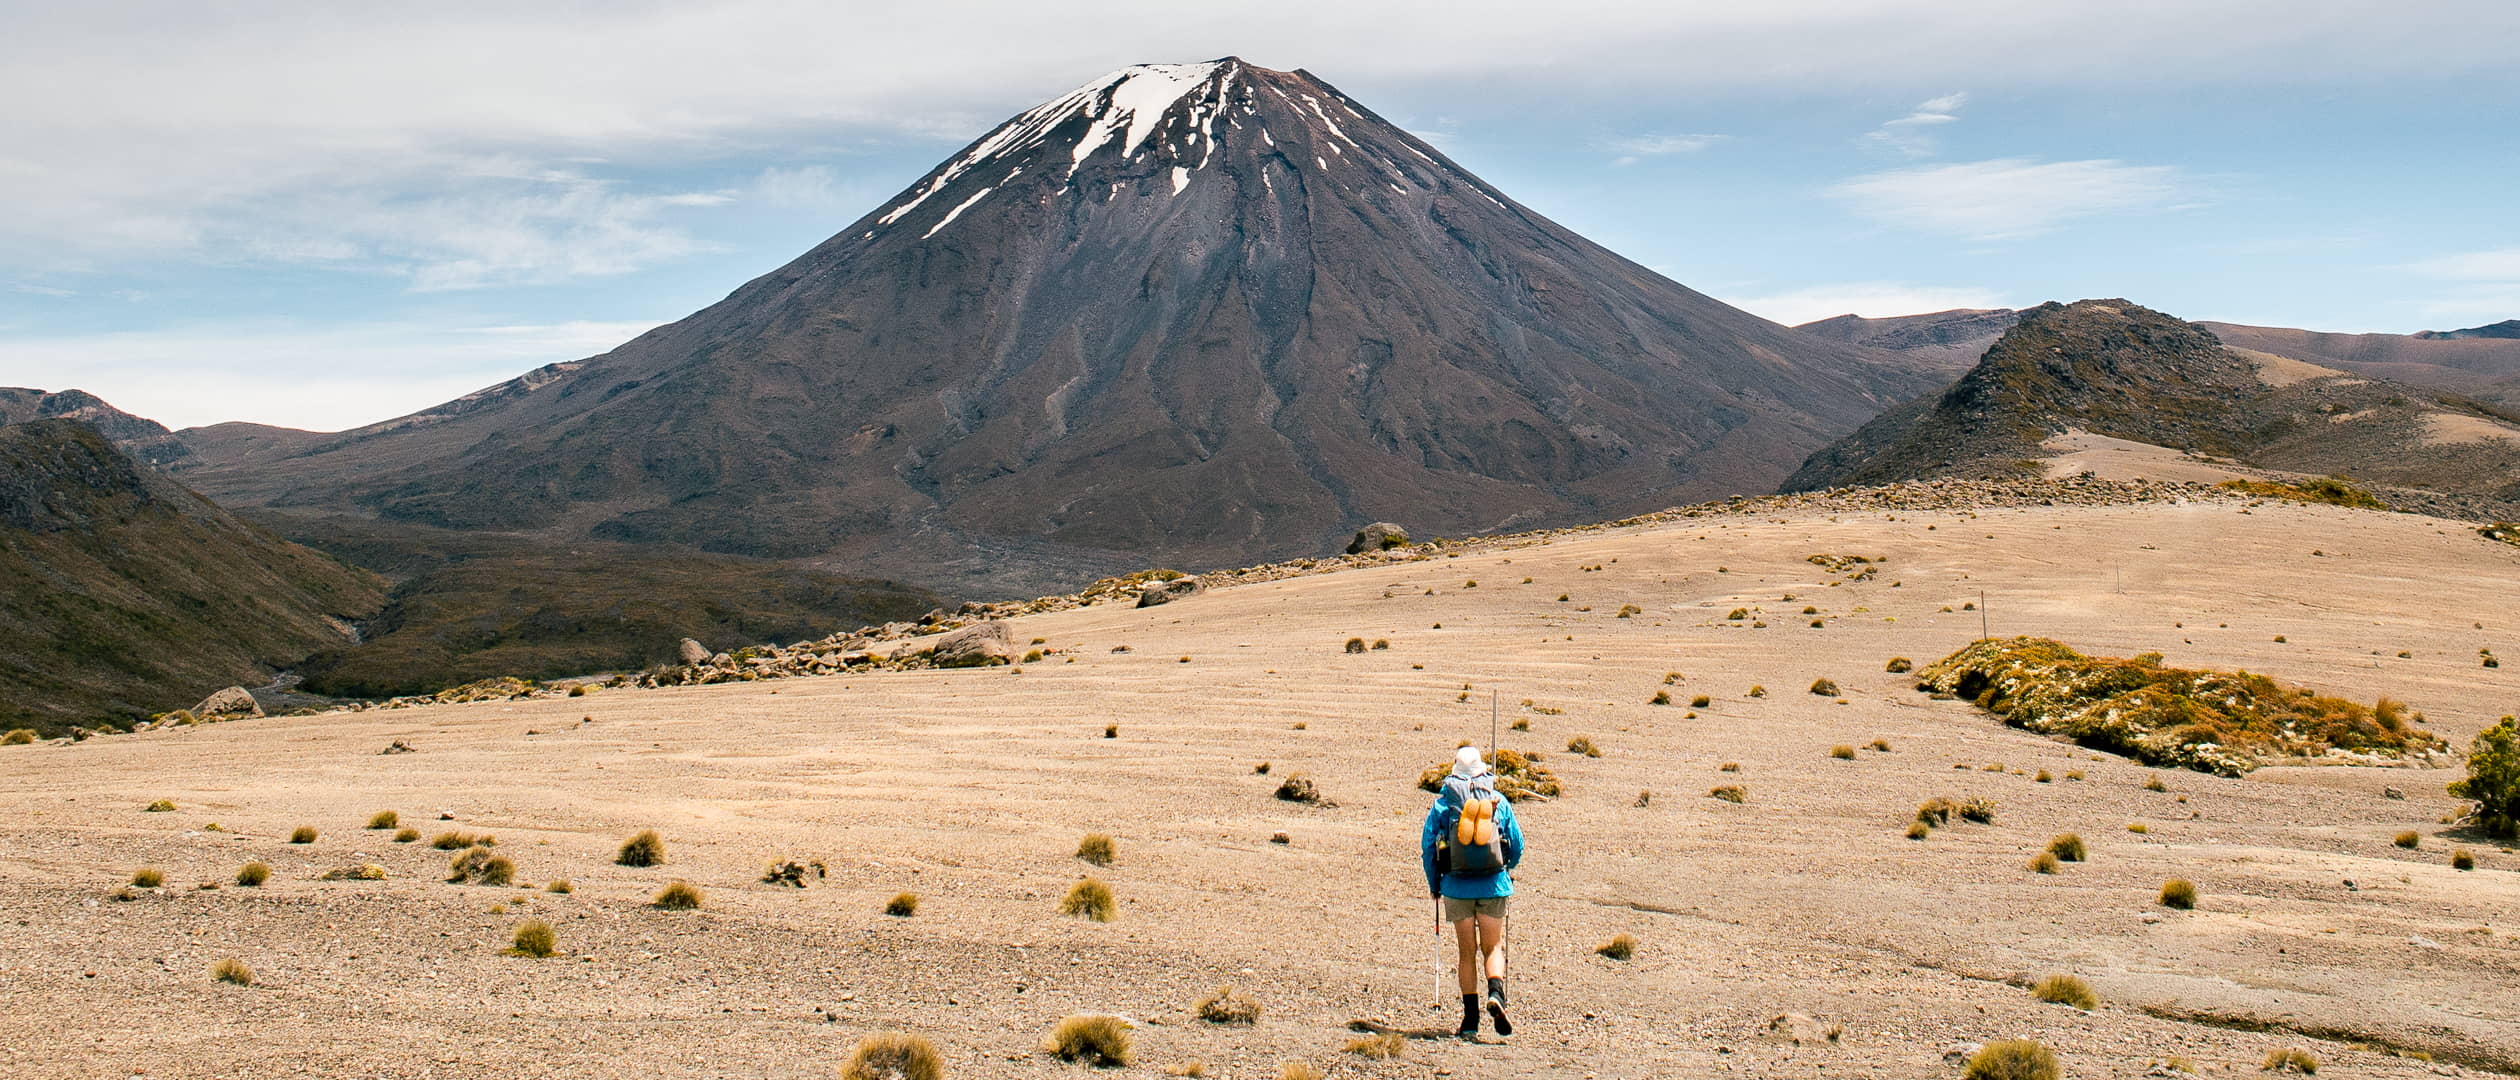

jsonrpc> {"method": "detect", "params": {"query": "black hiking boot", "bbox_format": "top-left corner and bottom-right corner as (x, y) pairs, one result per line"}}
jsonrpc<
(1485, 980), (1513, 1037)
(1458, 994), (1481, 1039)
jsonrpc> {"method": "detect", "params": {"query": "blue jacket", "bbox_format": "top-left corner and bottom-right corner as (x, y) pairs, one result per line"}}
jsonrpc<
(1421, 774), (1524, 899)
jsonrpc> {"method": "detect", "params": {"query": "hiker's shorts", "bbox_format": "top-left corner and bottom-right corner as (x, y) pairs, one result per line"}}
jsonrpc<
(1443, 896), (1508, 921)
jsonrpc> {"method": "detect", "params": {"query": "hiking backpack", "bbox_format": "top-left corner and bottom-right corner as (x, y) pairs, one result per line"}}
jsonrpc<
(1440, 773), (1507, 875)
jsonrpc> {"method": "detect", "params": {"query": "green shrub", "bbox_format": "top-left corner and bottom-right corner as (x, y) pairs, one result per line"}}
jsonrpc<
(652, 881), (703, 910)
(886, 892), (919, 916)
(288, 826), (317, 844)
(2161, 879), (2197, 909)
(2047, 834), (2087, 862)
(617, 829), (666, 866)
(1195, 986), (1261, 1024)
(1965, 1039), (2059, 1080)
(1061, 878), (1115, 921)
(841, 1033), (945, 1080)
(1596, 933), (1636, 959)
(235, 861), (271, 887)
(1044, 1014), (1131, 1065)
(1076, 833), (1116, 866)
(506, 920), (556, 957)
(212, 958), (254, 986)
(2448, 716), (2520, 839)
(2033, 974), (2097, 1009)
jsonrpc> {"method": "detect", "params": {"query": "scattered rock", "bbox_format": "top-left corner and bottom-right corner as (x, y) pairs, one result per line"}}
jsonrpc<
(2384, 786), (2406, 800)
(677, 638), (711, 664)
(926, 621), (1016, 668)
(192, 686), (263, 719)
(319, 864), (387, 881)
(1274, 774), (1325, 805)
(761, 859), (826, 887)
(379, 740), (417, 755)
(1346, 522), (1411, 554)
(1943, 1043), (1984, 1065)
(1767, 1013), (1842, 1045)
(1135, 577), (1203, 608)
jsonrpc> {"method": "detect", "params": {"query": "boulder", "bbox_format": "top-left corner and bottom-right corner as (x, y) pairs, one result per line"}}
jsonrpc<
(192, 686), (263, 719)
(677, 638), (711, 664)
(1135, 577), (1203, 608)
(926, 621), (1016, 668)
(1345, 522), (1410, 554)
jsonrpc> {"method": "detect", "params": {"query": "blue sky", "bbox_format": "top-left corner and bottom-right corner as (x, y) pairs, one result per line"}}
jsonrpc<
(2, 1), (2515, 431)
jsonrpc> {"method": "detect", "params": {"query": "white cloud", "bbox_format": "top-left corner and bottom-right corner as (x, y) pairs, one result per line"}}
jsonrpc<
(1608, 133), (1724, 166)
(2404, 248), (2520, 282)
(1721, 281), (2010, 326)
(0, 319), (663, 430)
(1829, 158), (2188, 240)
(1862, 91), (1968, 156)
(2401, 248), (2520, 321)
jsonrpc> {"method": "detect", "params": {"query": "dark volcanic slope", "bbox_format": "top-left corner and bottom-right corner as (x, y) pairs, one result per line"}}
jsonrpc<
(0, 387), (193, 467)
(0, 421), (385, 734)
(180, 58), (1938, 595)
(2417, 319), (2520, 340)
(1794, 308), (2018, 374)
(1785, 299), (2520, 504)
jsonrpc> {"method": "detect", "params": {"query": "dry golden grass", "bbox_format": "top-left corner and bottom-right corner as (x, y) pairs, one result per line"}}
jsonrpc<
(2145, 775), (2170, 792)
(235, 861), (270, 887)
(840, 1032), (945, 1080)
(430, 831), (477, 850)
(1690, 695), (1712, 708)
(2033, 974), (2098, 1009)
(1342, 1032), (1406, 1059)
(287, 826), (317, 844)
(1194, 986), (1260, 1024)
(1959, 797), (1997, 824)
(2047, 833), (2087, 862)
(0, 728), (36, 745)
(1061, 877), (1115, 921)
(1279, 1063), (1324, 1080)
(144, 799), (175, 812)
(617, 829), (666, 867)
(1043, 1014), (1131, 1065)
(1597, 933), (1636, 960)
(545, 879), (572, 894)
(392, 827), (419, 843)
(2394, 830), (2421, 849)
(1163, 1063), (1207, 1078)
(212, 958), (253, 986)
(1906, 821), (1931, 840)
(2452, 850), (2476, 871)
(652, 881), (703, 910)
(2161, 879), (2197, 909)
(2029, 851), (2060, 874)
(886, 892), (919, 916)
(1915, 798), (1953, 826)
(1810, 678), (1840, 696)
(1965, 1039), (2059, 1080)
(1708, 785), (1746, 803)
(506, 920), (556, 958)
(2263, 1047), (2319, 1074)
(1076, 833), (1116, 866)
(1886, 657), (1914, 673)
(1568, 736), (1601, 757)
(1867, 738), (1892, 752)
(366, 810), (398, 830)
(1830, 745), (1856, 760)
(129, 867), (163, 888)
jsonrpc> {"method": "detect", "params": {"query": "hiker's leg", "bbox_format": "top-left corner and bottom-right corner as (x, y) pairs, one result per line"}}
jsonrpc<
(1452, 916), (1480, 994)
(1475, 913), (1507, 982)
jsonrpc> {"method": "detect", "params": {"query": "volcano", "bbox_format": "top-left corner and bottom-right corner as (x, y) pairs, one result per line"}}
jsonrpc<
(186, 58), (1942, 595)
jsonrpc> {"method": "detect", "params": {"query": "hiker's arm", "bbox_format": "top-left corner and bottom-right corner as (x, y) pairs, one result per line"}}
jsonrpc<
(1500, 798), (1524, 870)
(1419, 803), (1443, 897)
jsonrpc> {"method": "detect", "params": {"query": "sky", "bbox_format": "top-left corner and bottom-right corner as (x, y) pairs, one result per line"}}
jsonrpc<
(2, 1), (2516, 431)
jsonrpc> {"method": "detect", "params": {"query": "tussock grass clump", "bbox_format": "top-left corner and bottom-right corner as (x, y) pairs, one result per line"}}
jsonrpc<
(2452, 849), (2476, 871)
(392, 827), (419, 843)
(366, 810), (398, 830)
(212, 958), (254, 986)
(1886, 657), (1913, 674)
(2262, 1047), (2319, 1074)
(2394, 830), (2421, 849)
(1918, 637), (2440, 775)
(145, 799), (176, 812)
(1651, 689), (1672, 705)
(1718, 761), (1740, 773)
(1076, 833), (1115, 865)
(1906, 821), (1931, 840)
(2047, 834), (2087, 862)
(235, 861), (270, 887)
(2127, 822), (2150, 834)
(431, 831), (477, 850)
(130, 868), (164, 888)
(1275, 773), (1323, 804)
(1254, 761), (1270, 774)
(1417, 749), (1561, 801)
(1101, 724), (1118, 739)
(2029, 851), (2060, 874)
(1597, 933), (1637, 959)
(1195, 986), (1261, 1024)
(1965, 1038), (2059, 1080)
(1690, 695), (1712, 708)
(841, 1032), (945, 1080)
(288, 826), (317, 844)
(1958, 798), (1997, 824)
(1916, 798), (1953, 826)
(1810, 678), (1840, 696)
(1747, 685), (1768, 698)
(2145, 775), (2170, 792)
(2160, 878), (2197, 909)
(2033, 974), (2098, 1009)
(1726, 608), (1748, 620)
(1061, 877), (1115, 921)
(2, 728), (37, 745)
(1345, 637), (1366, 654)
(506, 919), (556, 957)
(2449, 716), (2519, 839)
(1867, 738), (1892, 752)
(1830, 745), (1856, 760)
(886, 892), (919, 916)
(1279, 1063), (1324, 1080)
(545, 879), (572, 894)
(2218, 476), (2384, 510)
(652, 881), (703, 910)
(1343, 1032), (1406, 1059)
(1708, 785), (1747, 804)
(1044, 1014), (1131, 1065)
(447, 847), (514, 886)
(617, 829), (666, 867)
(1568, 736), (1601, 757)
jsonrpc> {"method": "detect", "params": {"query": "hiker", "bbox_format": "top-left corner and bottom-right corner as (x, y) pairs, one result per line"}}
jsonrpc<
(1422, 745), (1524, 1039)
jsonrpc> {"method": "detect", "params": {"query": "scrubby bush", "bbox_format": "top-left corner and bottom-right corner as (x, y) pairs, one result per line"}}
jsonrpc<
(886, 892), (919, 916)
(1958, 798), (1997, 824)
(1718, 761), (1740, 773)
(1568, 736), (1601, 757)
(1279, 1064), (1324, 1080)
(1916, 798), (1953, 827)
(618, 829), (666, 867)
(1076, 833), (1115, 865)
(1597, 933), (1636, 960)
(1044, 1014), (1131, 1065)
(1708, 785), (1747, 803)
(507, 920), (556, 957)
(1747, 685), (1767, 698)
(1965, 1039), (2059, 1080)
(2145, 775), (2169, 792)
(1810, 678), (1840, 696)
(840, 1032), (945, 1080)
(2453, 849), (2476, 871)
(1275, 774), (1323, 804)
(447, 847), (513, 885)
(2047, 834), (2087, 862)
(1886, 657), (1914, 674)
(1867, 738), (1892, 752)
(212, 958), (254, 986)
(1062, 878), (1115, 921)
(2033, 974), (2097, 1009)
(2262, 1047), (2319, 1074)
(1906, 822), (1931, 840)
(1651, 690), (1672, 705)
(130, 868), (164, 888)
(1345, 637), (1366, 654)
(2161, 879), (2197, 909)
(1195, 986), (1261, 1024)
(236, 861), (270, 887)
(288, 826), (317, 844)
(652, 881), (703, 910)
(2448, 716), (2519, 839)
(366, 810), (398, 830)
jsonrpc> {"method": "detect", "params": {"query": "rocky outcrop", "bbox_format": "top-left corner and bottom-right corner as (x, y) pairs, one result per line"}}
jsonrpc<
(1345, 523), (1410, 554)
(677, 638), (711, 664)
(191, 686), (263, 719)
(925, 621), (1015, 668)
(1135, 578), (1202, 608)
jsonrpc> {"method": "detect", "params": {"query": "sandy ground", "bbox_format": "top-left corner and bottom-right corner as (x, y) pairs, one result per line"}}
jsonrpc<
(5, 499), (2517, 1080)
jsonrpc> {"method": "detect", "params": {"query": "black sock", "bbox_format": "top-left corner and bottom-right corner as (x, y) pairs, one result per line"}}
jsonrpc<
(1460, 994), (1480, 1029)
(1487, 977), (1507, 1006)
